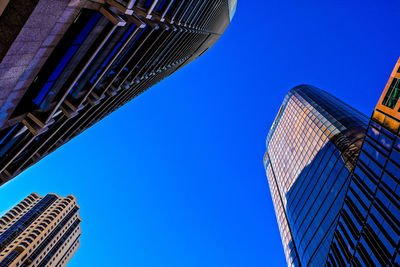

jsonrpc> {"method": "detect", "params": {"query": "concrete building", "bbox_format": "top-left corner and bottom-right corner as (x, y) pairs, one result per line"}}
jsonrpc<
(0, 0), (236, 185)
(0, 193), (81, 267)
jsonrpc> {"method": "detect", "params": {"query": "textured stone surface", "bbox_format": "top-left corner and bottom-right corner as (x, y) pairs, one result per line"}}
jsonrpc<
(0, 66), (27, 81)
(18, 66), (40, 82)
(0, 98), (5, 109)
(0, 53), (36, 68)
(58, 7), (80, 23)
(0, 0), (40, 61)
(42, 34), (63, 48)
(0, 80), (15, 96)
(14, 79), (30, 92)
(50, 22), (71, 35)
(0, 0), (83, 129)
(6, 41), (42, 56)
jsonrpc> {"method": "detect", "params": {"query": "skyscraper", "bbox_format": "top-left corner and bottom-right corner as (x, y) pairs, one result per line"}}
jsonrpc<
(326, 59), (400, 266)
(0, 193), (81, 267)
(264, 85), (368, 266)
(0, 0), (236, 185)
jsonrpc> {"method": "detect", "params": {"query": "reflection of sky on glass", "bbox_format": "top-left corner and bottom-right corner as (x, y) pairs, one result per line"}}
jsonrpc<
(0, 1), (400, 267)
(228, 0), (237, 21)
(265, 94), (330, 265)
(265, 85), (368, 265)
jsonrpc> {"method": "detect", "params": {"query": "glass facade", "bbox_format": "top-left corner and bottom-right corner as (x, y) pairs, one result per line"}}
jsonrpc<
(382, 78), (400, 109)
(264, 85), (368, 266)
(228, 0), (237, 21)
(327, 120), (400, 266)
(326, 58), (400, 267)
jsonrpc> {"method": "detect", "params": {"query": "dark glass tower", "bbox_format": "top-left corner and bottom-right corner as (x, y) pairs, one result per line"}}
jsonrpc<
(0, 0), (235, 185)
(327, 59), (400, 266)
(264, 85), (368, 266)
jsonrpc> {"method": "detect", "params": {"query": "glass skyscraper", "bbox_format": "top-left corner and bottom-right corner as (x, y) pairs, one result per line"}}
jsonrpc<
(266, 59), (400, 267)
(327, 59), (400, 266)
(264, 85), (368, 266)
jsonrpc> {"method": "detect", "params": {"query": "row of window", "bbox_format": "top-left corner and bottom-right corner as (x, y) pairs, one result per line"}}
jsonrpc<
(265, 159), (300, 266)
(36, 220), (80, 267)
(327, 120), (400, 266)
(382, 78), (400, 110)
(0, 195), (57, 252)
(11, 9), (103, 117)
(0, 196), (39, 236)
(9, 0), (224, 120)
(0, 0), (229, 185)
(0, 3), (208, 179)
(55, 238), (80, 267)
(266, 85), (368, 266)
(23, 208), (79, 267)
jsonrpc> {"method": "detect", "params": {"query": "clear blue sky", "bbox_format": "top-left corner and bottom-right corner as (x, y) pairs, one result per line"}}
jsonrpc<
(1, 1), (400, 266)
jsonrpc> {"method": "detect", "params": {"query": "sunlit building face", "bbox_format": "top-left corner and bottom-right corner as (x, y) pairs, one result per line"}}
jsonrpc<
(327, 59), (400, 266)
(264, 85), (368, 266)
(0, 193), (81, 267)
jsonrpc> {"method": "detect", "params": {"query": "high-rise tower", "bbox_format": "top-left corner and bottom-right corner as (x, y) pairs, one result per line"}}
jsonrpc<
(264, 85), (368, 266)
(0, 0), (236, 185)
(327, 59), (400, 266)
(0, 193), (81, 267)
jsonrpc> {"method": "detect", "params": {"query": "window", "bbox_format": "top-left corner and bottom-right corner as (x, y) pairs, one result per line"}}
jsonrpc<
(382, 78), (400, 109)
(144, 0), (166, 12)
(10, 9), (102, 116)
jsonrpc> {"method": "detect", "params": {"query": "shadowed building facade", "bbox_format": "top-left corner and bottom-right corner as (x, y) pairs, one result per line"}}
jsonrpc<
(0, 193), (81, 267)
(326, 59), (400, 266)
(264, 85), (368, 266)
(0, 0), (236, 185)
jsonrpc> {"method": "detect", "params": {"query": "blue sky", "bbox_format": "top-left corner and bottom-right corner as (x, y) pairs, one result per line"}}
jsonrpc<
(1, 1), (400, 266)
